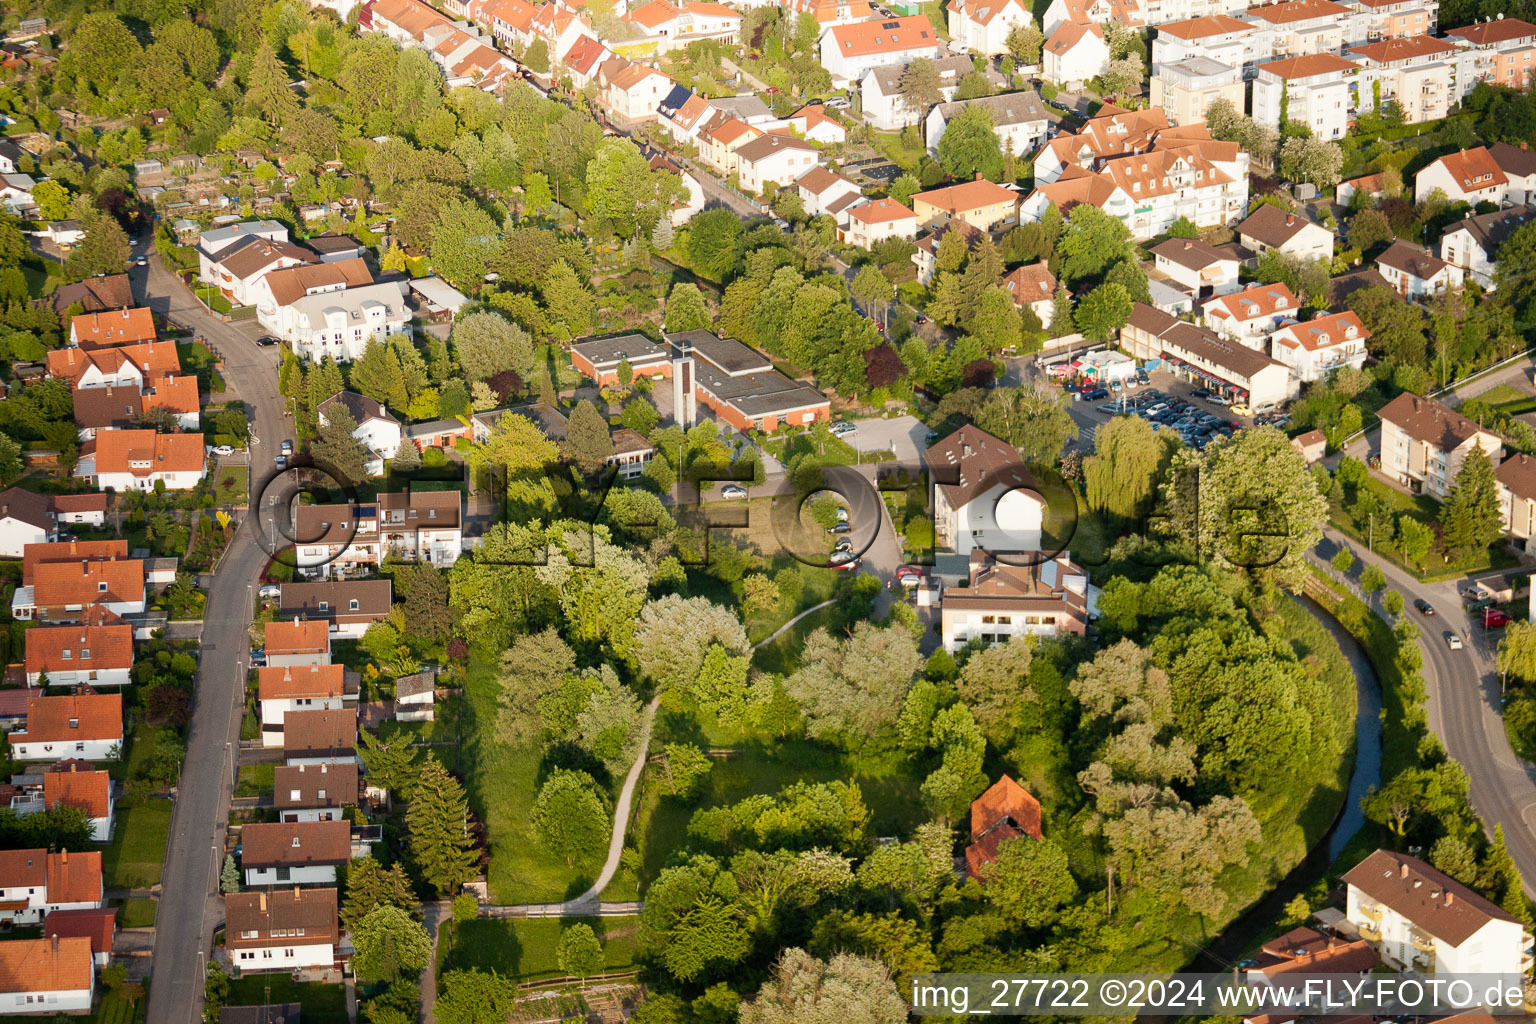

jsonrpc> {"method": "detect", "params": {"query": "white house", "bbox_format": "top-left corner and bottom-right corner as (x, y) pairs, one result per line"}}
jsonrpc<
(270, 280), (410, 363)
(1237, 204), (1336, 262)
(784, 104), (847, 144)
(859, 54), (977, 130)
(924, 426), (1043, 557)
(316, 391), (403, 472)
(1376, 240), (1465, 298)
(41, 767), (115, 842)
(1270, 310), (1371, 383)
(240, 820), (353, 887)
(12, 559), (145, 624)
(940, 549), (1094, 651)
(1377, 391), (1504, 499)
(597, 58), (674, 124)
(1042, 0), (1144, 34)
(78, 430), (205, 492)
(735, 134), (820, 194)
(843, 197), (919, 248)
(925, 91), (1050, 157)
(274, 763), (358, 823)
(394, 672), (437, 723)
(1150, 237), (1241, 296)
(1343, 849), (1532, 976)
(947, 0), (1034, 55)
(1043, 21), (1111, 87)
(797, 165), (866, 217)
(1251, 54), (1359, 141)
(258, 665), (347, 748)
(225, 888), (339, 973)
(1439, 205), (1536, 289)
(48, 494), (107, 530)
(197, 237), (318, 308)
(7, 693), (122, 763)
(1414, 146), (1515, 205)
(197, 220), (288, 259)
(0, 488), (55, 558)
(820, 16), (941, 84)
(0, 849), (104, 926)
(1201, 282), (1301, 347)
(0, 936), (96, 1014)
(265, 618), (332, 668)
(1001, 262), (1059, 328)
(25, 617), (133, 687)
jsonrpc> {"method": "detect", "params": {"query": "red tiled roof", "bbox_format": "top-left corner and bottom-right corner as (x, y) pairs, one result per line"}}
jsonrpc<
(265, 618), (331, 656)
(1154, 13), (1249, 37)
(46, 849), (103, 905)
(0, 937), (93, 994)
(1246, 0), (1350, 23)
(259, 664), (345, 701)
(848, 197), (916, 224)
(70, 308), (156, 350)
(826, 15), (937, 57)
(913, 178), (1018, 213)
(44, 766), (112, 819)
(13, 692), (123, 744)
(965, 775), (1042, 877)
(1446, 18), (1536, 44)
(31, 558), (144, 609)
(1257, 53), (1359, 79)
(240, 819), (352, 868)
(22, 539), (127, 585)
(1348, 34), (1457, 62)
(25, 620), (134, 675)
(1428, 147), (1509, 191)
(89, 429), (206, 476)
(44, 908), (116, 956)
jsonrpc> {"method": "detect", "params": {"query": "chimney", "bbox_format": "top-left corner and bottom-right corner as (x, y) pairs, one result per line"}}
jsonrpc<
(975, 172), (983, 180)
(60, 849), (68, 865)
(1401, 861), (1409, 878)
(1285, 215), (1295, 226)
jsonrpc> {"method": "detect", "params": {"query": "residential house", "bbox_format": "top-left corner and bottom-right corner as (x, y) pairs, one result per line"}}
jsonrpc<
(20, 541), (127, 586)
(1149, 237), (1241, 296)
(858, 54), (977, 130)
(964, 776), (1042, 878)
(695, 116), (762, 177)
(316, 391), (403, 472)
(562, 34), (612, 89)
(1441, 204), (1536, 289)
(1120, 303), (1298, 409)
(1245, 941), (1381, 986)
(820, 16), (941, 83)
(48, 494), (108, 529)
(197, 221), (289, 260)
(947, 0), (1033, 55)
(278, 580), (394, 639)
(1292, 428), (1328, 462)
(240, 820), (352, 887)
(1377, 391), (1504, 498)
(198, 237), (319, 308)
(734, 134), (819, 193)
(1043, 21), (1110, 87)
(77, 430), (205, 492)
(403, 418), (474, 452)
(1237, 204), (1336, 262)
(924, 425), (1042, 556)
(623, 0), (741, 50)
(40, 222), (85, 249)
(912, 221), (984, 285)
(1414, 146), (1516, 204)
(606, 428), (655, 481)
(597, 59), (674, 123)
(1445, 18), (1536, 93)
(282, 709), (358, 767)
(0, 849), (103, 925)
(307, 235), (365, 263)
(376, 489), (463, 567)
(264, 278), (406, 364)
(1488, 140), (1536, 204)
(225, 888), (339, 973)
(265, 618), (332, 668)
(0, 937), (95, 1013)
(1269, 310), (1371, 382)
(656, 87), (718, 143)
(7, 693), (122, 763)
(24, 615), (133, 687)
(940, 549), (1092, 651)
(843, 198), (919, 248)
(912, 178), (1019, 231)
(1376, 240), (1465, 297)
(796, 166), (866, 218)
(1343, 848), (1531, 975)
(784, 104), (847, 144)
(925, 91), (1049, 157)
(1149, 56), (1245, 126)
(67, 308), (156, 351)
(72, 378), (200, 439)
(47, 341), (180, 390)
(1042, 0), (1143, 34)
(1201, 282), (1301, 347)
(1252, 54), (1359, 141)
(1337, 171), (1391, 208)
(51, 276), (133, 318)
(274, 763), (359, 823)
(42, 909), (117, 967)
(1348, 36), (1461, 124)
(259, 665), (347, 747)
(42, 766), (114, 842)
(12, 558), (145, 624)
(570, 333), (673, 386)
(0, 489), (55, 558)
(292, 503), (379, 579)
(667, 330), (831, 431)
(1000, 263), (1059, 327)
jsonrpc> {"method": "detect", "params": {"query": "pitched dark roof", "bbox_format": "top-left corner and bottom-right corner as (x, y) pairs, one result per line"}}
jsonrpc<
(1238, 203), (1329, 248)
(1442, 204), (1536, 258)
(1342, 849), (1518, 947)
(1378, 392), (1496, 452)
(317, 391), (398, 427)
(53, 275), (133, 315)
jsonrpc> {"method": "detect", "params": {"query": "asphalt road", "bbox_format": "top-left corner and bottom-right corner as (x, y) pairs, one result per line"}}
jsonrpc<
(1312, 529), (1536, 896)
(133, 248), (291, 1024)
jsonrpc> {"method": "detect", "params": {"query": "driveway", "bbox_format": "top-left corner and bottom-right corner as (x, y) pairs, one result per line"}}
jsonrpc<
(843, 414), (925, 463)
(135, 243), (292, 1024)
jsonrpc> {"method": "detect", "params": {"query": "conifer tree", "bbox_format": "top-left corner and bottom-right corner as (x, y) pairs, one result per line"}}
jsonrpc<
(1440, 441), (1503, 559)
(220, 855), (241, 893)
(406, 757), (479, 896)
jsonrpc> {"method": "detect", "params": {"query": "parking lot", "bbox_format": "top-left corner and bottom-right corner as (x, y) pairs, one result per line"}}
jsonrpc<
(836, 414), (925, 463)
(1058, 368), (1284, 454)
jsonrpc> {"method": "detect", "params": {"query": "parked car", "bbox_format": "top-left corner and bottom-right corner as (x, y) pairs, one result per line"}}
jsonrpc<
(829, 549), (857, 565)
(831, 422), (857, 437)
(829, 522), (851, 534)
(250, 649), (267, 666)
(1208, 395), (1233, 406)
(836, 507), (850, 522)
(896, 565), (923, 579)
(721, 484), (748, 499)
(1413, 599), (1435, 616)
(1083, 387), (1108, 400)
(274, 455), (288, 469)
(212, 445), (236, 457)
(280, 440), (294, 455)
(831, 557), (860, 571)
(134, 256), (148, 267)
(258, 584), (282, 599)
(834, 538), (853, 553)
(1446, 632), (1464, 650)
(1484, 608), (1513, 628)
(1192, 388), (1211, 399)
(256, 335), (279, 346)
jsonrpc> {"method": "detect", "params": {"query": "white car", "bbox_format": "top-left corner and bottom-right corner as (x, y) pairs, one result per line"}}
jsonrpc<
(1446, 632), (1464, 651)
(212, 445), (236, 457)
(720, 484), (748, 499)
(831, 422), (857, 436)
(258, 585), (282, 599)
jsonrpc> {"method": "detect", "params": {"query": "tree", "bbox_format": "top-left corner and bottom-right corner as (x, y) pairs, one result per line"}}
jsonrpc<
(1441, 442), (1503, 559)
(62, 12), (141, 91)
(542, 259), (596, 339)
(665, 283), (713, 332)
(342, 858), (420, 935)
(1361, 564), (1387, 594)
(435, 970), (517, 1024)
(1397, 515), (1435, 569)
(358, 730), (423, 803)
(311, 405), (372, 485)
(352, 905), (432, 983)
(639, 854), (750, 983)
(405, 757), (479, 895)
(247, 42), (300, 124)
(1049, 283), (1074, 337)
(450, 312), (535, 384)
(1058, 205), (1136, 287)
(1006, 23), (1044, 64)
(632, 595), (750, 692)
(937, 105), (1004, 182)
(1084, 414), (1176, 523)
(1350, 208), (1394, 252)
(896, 58), (943, 123)
(1279, 135), (1344, 189)
(955, 638), (1035, 745)
(67, 213), (131, 280)
(220, 855), (241, 893)
(1499, 620), (1536, 684)
(1101, 56), (1145, 97)
(525, 38), (550, 73)
(740, 948), (907, 1024)
(556, 923), (604, 979)
(687, 208), (744, 280)
(783, 623), (921, 742)
(586, 137), (682, 237)
(33, 181), (72, 221)
(1331, 549), (1355, 575)
(659, 743), (714, 797)
(532, 769), (612, 866)
(974, 382), (1078, 464)
(1075, 282), (1133, 343)
(561, 399), (615, 474)
(982, 836), (1078, 929)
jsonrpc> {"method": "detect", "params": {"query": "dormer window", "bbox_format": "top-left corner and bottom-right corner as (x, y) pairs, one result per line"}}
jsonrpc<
(318, 601), (329, 611)
(349, 599), (359, 610)
(291, 836), (301, 848)
(98, 582), (108, 592)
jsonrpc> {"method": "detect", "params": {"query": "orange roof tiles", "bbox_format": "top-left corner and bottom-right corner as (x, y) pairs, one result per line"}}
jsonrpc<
(241, 820), (353, 868)
(826, 16), (938, 57)
(1258, 53), (1360, 78)
(848, 197), (916, 224)
(1246, 0), (1350, 23)
(141, 375), (201, 416)
(89, 429), (206, 476)
(1203, 281), (1301, 320)
(259, 664), (346, 701)
(1045, 20), (1105, 53)
(1348, 34), (1457, 62)
(31, 558), (144, 609)
(47, 341), (181, 384)
(0, 849), (47, 888)
(46, 848), (103, 905)
(1431, 146), (1509, 190)
(266, 618), (331, 656)
(25, 619), (134, 675)
(947, 0), (1028, 26)
(22, 539), (127, 585)
(1155, 13), (1250, 37)
(0, 937), (94, 994)
(913, 178), (1018, 213)
(1002, 262), (1058, 304)
(1272, 311), (1370, 351)
(70, 308), (156, 350)
(14, 692), (123, 744)
(1446, 18), (1536, 45)
(626, 0), (679, 28)
(44, 766), (112, 820)
(965, 775), (1042, 877)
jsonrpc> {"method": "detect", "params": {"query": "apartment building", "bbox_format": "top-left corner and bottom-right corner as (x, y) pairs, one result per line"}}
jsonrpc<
(1269, 311), (1370, 382)
(278, 580), (394, 640)
(225, 888), (339, 973)
(1344, 849), (1531, 976)
(1349, 36), (1460, 123)
(1121, 303), (1298, 410)
(1244, 0), (1353, 59)
(1377, 392), (1504, 498)
(1346, 0), (1436, 43)
(1202, 282), (1302, 347)
(1151, 14), (1256, 69)
(820, 16), (941, 83)
(1440, 204), (1536, 288)
(293, 503), (379, 578)
(924, 426), (1043, 556)
(940, 549), (1092, 651)
(948, 0), (1033, 54)
(198, 237), (318, 308)
(1042, 0), (1143, 33)
(258, 665), (347, 748)
(1149, 56), (1244, 126)
(269, 280), (410, 364)
(71, 377), (200, 439)
(1446, 18), (1536, 92)
(1096, 142), (1248, 238)
(47, 341), (180, 390)
(735, 133), (819, 193)
(376, 489), (463, 568)
(12, 557), (145, 624)
(1252, 54), (1359, 141)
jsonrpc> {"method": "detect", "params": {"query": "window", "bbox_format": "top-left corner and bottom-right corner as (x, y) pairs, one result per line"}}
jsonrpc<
(349, 599), (359, 611)
(318, 601), (329, 611)
(69, 718), (79, 728)
(61, 649), (72, 660)
(81, 648), (90, 659)
(276, 867), (291, 881)
(75, 742), (85, 752)
(98, 582), (108, 592)
(982, 615), (995, 624)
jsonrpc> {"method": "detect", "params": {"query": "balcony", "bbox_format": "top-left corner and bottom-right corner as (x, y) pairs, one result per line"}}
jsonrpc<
(1411, 929), (1436, 953)
(1358, 902), (1383, 921)
(1358, 921), (1382, 941)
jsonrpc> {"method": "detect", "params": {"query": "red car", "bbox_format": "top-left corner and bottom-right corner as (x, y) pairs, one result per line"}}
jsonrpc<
(1484, 608), (1513, 628)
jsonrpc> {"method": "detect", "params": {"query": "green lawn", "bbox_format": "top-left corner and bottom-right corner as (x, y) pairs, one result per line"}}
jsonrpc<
(116, 897), (159, 928)
(224, 978), (346, 1024)
(212, 466), (248, 506)
(1332, 474), (1520, 581)
(446, 917), (641, 982)
(870, 129), (925, 170)
(236, 763), (273, 797)
(103, 799), (173, 889)
(119, 722), (169, 783)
